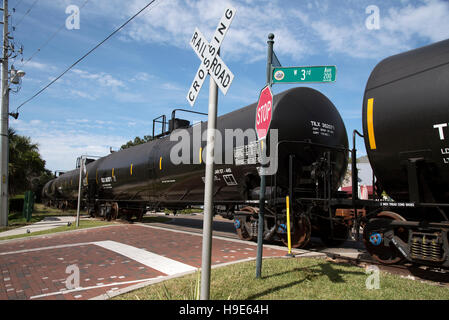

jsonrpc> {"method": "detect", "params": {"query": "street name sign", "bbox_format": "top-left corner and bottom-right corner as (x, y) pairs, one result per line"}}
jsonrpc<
(272, 65), (336, 84)
(186, 7), (236, 107)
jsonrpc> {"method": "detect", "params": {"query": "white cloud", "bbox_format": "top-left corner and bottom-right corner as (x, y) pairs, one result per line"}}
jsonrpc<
(38, 0), (449, 64)
(29, 119), (42, 125)
(119, 0), (310, 62)
(160, 82), (183, 91)
(129, 72), (153, 82)
(11, 118), (128, 171)
(304, 0), (449, 59)
(22, 60), (57, 72)
(71, 69), (125, 88)
(69, 89), (96, 100)
(383, 0), (449, 42)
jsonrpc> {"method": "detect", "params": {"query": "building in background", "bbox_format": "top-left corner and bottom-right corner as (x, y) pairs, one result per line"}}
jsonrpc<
(340, 156), (374, 199)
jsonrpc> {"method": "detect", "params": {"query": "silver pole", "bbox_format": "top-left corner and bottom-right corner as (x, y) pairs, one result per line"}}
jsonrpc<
(200, 66), (219, 300)
(75, 156), (84, 228)
(0, 0), (9, 227)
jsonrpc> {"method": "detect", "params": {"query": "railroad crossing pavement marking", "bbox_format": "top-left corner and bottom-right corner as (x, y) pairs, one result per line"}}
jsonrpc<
(0, 242), (93, 256)
(29, 276), (165, 300)
(94, 240), (197, 275)
(0, 240), (198, 275)
(0, 238), (198, 300)
(0, 224), (327, 300)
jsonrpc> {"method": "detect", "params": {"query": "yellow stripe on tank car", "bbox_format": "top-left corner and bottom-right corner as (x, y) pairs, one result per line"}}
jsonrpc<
(112, 168), (115, 177)
(199, 147), (202, 164)
(130, 164), (133, 176)
(367, 98), (377, 150)
(159, 157), (162, 170)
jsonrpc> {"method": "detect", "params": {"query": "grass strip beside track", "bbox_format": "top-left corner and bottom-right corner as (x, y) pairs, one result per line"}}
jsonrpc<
(0, 203), (171, 241)
(114, 258), (449, 300)
(0, 203), (78, 232)
(0, 219), (114, 241)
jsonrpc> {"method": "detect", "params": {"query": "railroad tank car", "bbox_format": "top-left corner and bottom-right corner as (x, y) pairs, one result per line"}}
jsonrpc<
(43, 86), (349, 247)
(92, 87), (347, 203)
(361, 39), (449, 267)
(363, 38), (449, 204)
(42, 179), (55, 205)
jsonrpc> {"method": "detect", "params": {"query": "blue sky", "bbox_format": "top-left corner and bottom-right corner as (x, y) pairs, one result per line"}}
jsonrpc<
(7, 0), (449, 172)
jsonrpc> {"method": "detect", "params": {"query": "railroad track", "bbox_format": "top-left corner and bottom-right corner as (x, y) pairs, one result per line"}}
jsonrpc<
(141, 214), (449, 287)
(326, 252), (449, 287)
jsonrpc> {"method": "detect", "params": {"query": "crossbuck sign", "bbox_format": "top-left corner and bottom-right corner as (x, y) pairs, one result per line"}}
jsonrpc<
(186, 7), (236, 107)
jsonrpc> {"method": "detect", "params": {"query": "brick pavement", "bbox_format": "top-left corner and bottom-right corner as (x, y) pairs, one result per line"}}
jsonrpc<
(0, 224), (289, 300)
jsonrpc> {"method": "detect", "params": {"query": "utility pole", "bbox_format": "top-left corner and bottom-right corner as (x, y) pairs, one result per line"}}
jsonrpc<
(0, 0), (9, 227)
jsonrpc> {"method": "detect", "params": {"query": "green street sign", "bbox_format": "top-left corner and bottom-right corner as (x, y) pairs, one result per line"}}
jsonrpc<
(272, 66), (337, 83)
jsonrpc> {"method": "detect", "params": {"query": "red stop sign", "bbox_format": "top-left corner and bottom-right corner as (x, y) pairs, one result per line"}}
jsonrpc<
(255, 85), (273, 140)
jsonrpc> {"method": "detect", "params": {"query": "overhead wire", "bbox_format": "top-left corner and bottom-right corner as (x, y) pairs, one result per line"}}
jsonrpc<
(13, 0), (23, 11)
(14, 0), (38, 28)
(19, 0), (91, 67)
(15, 0), (159, 112)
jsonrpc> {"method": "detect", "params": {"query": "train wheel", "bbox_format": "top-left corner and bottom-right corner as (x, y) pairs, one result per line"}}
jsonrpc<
(235, 207), (257, 241)
(111, 202), (119, 220)
(363, 211), (409, 265)
(281, 215), (312, 248)
(136, 209), (145, 222)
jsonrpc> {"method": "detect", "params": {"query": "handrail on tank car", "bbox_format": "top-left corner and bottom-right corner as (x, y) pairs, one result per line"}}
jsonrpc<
(170, 109), (208, 125)
(152, 109), (208, 140)
(152, 115), (168, 138)
(76, 154), (102, 169)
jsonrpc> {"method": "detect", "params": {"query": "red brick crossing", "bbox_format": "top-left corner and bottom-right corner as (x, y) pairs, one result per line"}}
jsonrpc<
(0, 224), (288, 300)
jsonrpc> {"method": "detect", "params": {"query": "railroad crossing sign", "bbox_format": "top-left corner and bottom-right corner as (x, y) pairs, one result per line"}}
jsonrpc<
(186, 7), (237, 301)
(272, 65), (337, 84)
(255, 85), (273, 141)
(186, 7), (236, 107)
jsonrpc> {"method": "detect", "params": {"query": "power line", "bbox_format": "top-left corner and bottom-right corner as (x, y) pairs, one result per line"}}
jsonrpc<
(13, 0), (23, 11)
(14, 0), (38, 28)
(15, 0), (159, 112)
(19, 0), (91, 67)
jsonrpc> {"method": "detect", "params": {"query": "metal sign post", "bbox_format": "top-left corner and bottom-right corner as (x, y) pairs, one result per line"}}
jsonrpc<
(255, 34), (338, 276)
(76, 156), (85, 228)
(186, 7), (236, 300)
(200, 74), (218, 300)
(255, 33), (275, 279)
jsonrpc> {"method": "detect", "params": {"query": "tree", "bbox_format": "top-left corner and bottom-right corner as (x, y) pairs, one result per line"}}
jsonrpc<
(8, 128), (52, 196)
(120, 135), (153, 150)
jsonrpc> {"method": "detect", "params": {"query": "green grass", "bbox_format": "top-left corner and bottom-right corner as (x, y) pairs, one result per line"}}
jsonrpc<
(163, 208), (202, 215)
(114, 258), (449, 300)
(0, 219), (115, 241)
(140, 216), (172, 223)
(0, 203), (79, 233)
(0, 203), (175, 240)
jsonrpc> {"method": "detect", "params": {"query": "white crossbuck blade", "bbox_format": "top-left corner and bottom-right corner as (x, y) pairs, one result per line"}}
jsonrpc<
(186, 7), (236, 107)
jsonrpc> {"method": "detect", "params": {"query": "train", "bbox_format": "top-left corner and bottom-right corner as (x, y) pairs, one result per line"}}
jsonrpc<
(42, 38), (449, 268)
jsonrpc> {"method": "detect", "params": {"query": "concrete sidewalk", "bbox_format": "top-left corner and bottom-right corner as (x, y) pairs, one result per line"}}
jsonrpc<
(0, 216), (76, 237)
